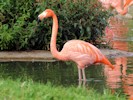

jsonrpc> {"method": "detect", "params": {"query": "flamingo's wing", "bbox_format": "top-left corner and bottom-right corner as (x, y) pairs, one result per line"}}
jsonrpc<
(69, 51), (95, 67)
(61, 40), (103, 68)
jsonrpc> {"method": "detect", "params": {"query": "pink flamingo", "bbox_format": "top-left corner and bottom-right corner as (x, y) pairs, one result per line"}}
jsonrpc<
(98, 0), (133, 15)
(38, 9), (114, 81)
(124, 0), (133, 7)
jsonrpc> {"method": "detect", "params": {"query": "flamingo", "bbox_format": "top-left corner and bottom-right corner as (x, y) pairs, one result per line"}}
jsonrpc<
(124, 0), (133, 7)
(98, 0), (133, 15)
(38, 9), (114, 81)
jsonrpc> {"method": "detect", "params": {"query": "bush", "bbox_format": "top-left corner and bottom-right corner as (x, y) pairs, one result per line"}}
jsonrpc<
(0, 0), (111, 51)
(0, 0), (37, 50)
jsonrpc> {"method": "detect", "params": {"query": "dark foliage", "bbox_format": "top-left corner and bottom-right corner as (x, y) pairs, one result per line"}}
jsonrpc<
(0, 0), (111, 50)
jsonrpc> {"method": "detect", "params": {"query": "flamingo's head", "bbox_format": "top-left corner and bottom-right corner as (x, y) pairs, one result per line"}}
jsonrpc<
(38, 9), (54, 21)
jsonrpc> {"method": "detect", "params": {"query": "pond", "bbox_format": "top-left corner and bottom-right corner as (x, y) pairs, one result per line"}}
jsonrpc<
(103, 14), (133, 98)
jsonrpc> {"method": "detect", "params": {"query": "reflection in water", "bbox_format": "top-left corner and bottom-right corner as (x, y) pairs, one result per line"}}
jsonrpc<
(104, 57), (127, 90)
(104, 57), (133, 99)
(104, 16), (133, 99)
(105, 16), (128, 51)
(123, 73), (133, 100)
(0, 61), (78, 86)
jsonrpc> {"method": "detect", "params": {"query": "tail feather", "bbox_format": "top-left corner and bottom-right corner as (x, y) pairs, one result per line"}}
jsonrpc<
(124, 0), (132, 7)
(102, 56), (115, 69)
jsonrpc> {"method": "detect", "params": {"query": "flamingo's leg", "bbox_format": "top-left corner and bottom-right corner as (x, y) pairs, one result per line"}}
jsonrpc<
(78, 68), (82, 80)
(82, 68), (86, 81)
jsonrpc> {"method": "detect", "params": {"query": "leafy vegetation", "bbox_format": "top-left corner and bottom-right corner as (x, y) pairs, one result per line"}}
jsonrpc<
(0, 79), (126, 100)
(0, 0), (111, 50)
(0, 0), (37, 50)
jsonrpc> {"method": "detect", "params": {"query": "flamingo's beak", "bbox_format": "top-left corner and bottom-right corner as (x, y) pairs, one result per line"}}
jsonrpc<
(37, 17), (41, 24)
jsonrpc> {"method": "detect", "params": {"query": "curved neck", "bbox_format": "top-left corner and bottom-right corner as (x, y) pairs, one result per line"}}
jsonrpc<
(50, 13), (60, 58)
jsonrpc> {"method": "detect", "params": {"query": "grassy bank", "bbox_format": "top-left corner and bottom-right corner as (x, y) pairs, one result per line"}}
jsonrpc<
(0, 79), (126, 100)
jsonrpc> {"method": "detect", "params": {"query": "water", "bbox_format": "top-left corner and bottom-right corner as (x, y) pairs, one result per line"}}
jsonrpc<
(103, 15), (133, 99)
(0, 61), (105, 87)
(104, 57), (133, 96)
(104, 16), (133, 52)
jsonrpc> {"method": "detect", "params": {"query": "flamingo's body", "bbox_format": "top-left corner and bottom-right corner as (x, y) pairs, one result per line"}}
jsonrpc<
(98, 0), (133, 15)
(38, 9), (114, 81)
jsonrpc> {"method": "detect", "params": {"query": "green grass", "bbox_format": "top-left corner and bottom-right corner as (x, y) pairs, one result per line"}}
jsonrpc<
(0, 79), (126, 100)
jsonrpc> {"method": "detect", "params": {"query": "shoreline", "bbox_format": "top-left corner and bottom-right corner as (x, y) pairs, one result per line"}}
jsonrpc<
(0, 49), (133, 62)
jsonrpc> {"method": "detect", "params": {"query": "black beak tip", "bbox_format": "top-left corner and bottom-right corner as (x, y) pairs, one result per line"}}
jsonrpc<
(37, 17), (41, 24)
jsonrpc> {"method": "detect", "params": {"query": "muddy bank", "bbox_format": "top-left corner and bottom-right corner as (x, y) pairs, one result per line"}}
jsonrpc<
(100, 49), (133, 58)
(0, 50), (54, 62)
(0, 49), (133, 62)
